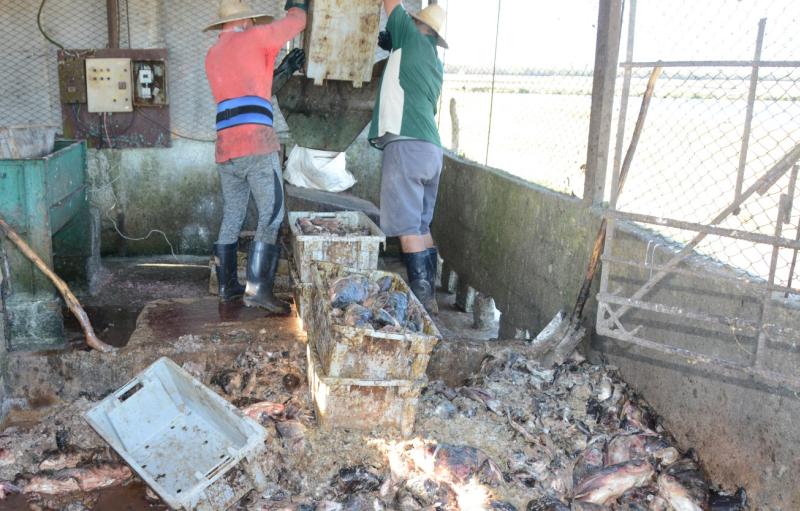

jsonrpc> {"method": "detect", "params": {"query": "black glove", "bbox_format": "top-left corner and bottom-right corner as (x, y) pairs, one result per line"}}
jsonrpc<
(284, 0), (308, 11)
(378, 30), (392, 51)
(276, 48), (305, 76)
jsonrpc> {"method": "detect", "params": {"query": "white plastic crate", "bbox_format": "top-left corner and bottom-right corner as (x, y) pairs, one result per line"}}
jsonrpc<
(307, 343), (423, 437)
(85, 357), (269, 511)
(288, 211), (385, 283)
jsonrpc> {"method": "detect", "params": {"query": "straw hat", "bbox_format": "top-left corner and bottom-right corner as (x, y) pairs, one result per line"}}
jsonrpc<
(203, 0), (274, 32)
(410, 4), (448, 48)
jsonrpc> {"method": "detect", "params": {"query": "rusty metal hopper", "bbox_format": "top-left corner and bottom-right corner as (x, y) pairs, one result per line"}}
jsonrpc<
(276, 59), (387, 152)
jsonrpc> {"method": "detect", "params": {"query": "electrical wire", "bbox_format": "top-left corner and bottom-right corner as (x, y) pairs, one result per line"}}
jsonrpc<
(37, 0), (65, 49)
(102, 113), (113, 149)
(136, 108), (216, 143)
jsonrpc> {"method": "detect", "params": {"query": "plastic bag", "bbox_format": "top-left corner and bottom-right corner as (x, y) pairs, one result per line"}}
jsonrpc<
(284, 145), (356, 193)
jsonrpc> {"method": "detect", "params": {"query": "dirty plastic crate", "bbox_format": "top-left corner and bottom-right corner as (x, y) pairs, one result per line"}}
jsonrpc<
(307, 342), (423, 437)
(85, 357), (269, 511)
(289, 257), (313, 330)
(307, 261), (441, 380)
(288, 211), (385, 284)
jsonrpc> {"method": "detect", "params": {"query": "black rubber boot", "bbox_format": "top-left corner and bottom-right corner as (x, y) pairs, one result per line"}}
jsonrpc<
(244, 241), (290, 314)
(404, 251), (436, 314)
(214, 242), (245, 302)
(425, 247), (439, 314)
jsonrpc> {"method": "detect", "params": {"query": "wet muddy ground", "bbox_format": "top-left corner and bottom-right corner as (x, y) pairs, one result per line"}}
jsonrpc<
(0, 257), (743, 510)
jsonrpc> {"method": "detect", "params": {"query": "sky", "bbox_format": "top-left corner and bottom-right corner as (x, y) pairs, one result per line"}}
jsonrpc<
(431, 0), (798, 70)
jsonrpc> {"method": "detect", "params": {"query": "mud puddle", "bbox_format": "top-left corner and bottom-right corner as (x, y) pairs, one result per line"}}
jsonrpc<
(0, 482), (167, 510)
(145, 298), (276, 339)
(63, 305), (143, 348)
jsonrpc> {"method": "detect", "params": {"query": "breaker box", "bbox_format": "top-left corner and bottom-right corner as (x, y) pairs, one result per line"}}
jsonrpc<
(85, 57), (133, 113)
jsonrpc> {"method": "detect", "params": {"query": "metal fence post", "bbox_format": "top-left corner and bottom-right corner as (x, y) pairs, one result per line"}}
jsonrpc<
(584, 0), (623, 205)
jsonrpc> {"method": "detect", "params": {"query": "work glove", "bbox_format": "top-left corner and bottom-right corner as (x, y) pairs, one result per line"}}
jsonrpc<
(378, 30), (392, 51)
(284, 0), (308, 11)
(275, 48), (306, 77)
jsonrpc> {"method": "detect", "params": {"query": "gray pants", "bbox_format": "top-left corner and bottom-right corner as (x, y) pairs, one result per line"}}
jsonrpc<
(217, 152), (284, 245)
(380, 140), (444, 237)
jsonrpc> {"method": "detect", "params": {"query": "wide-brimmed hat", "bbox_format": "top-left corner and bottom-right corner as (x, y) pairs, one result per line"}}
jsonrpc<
(203, 0), (274, 32)
(410, 4), (448, 48)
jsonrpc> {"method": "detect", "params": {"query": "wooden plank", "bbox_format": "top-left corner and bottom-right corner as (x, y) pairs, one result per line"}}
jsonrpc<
(304, 0), (381, 87)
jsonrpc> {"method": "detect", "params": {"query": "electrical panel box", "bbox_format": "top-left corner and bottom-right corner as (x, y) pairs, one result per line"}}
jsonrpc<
(58, 57), (87, 104)
(85, 58), (133, 113)
(133, 59), (168, 106)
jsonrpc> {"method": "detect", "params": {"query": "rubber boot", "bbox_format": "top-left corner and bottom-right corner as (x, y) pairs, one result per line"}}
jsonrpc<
(404, 251), (436, 314)
(214, 242), (245, 302)
(244, 241), (290, 314)
(425, 247), (440, 314)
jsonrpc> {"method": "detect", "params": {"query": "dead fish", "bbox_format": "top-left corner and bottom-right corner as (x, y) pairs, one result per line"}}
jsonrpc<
(606, 434), (650, 465)
(0, 448), (15, 467)
(573, 460), (655, 505)
(38, 450), (87, 471)
(243, 401), (285, 422)
(373, 307), (401, 329)
(596, 377), (613, 402)
(458, 387), (504, 415)
(490, 501), (517, 511)
(211, 370), (244, 395)
(658, 474), (705, 511)
(344, 303), (373, 327)
(282, 373), (302, 392)
(329, 276), (371, 309)
(276, 420), (306, 455)
(525, 496), (570, 511)
(709, 487), (747, 511)
(572, 440), (606, 486)
(430, 444), (504, 486)
(377, 276), (394, 292)
(23, 475), (81, 495)
(331, 466), (383, 495)
(0, 481), (22, 500)
(615, 484), (660, 511)
(657, 458), (708, 511)
(621, 401), (655, 433)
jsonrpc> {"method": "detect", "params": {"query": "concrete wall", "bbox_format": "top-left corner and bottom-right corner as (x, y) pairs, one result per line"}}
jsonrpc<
(432, 154), (800, 510)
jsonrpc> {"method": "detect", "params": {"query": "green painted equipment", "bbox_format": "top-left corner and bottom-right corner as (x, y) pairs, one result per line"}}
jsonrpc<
(0, 139), (92, 351)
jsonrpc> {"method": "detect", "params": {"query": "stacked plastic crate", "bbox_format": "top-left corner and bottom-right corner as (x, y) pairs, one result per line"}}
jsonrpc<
(288, 212), (441, 436)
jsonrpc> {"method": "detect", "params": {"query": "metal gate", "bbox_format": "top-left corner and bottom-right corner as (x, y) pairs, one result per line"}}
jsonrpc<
(596, 0), (800, 392)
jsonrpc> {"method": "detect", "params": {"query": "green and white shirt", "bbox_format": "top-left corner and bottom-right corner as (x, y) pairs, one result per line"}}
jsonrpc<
(368, 6), (444, 149)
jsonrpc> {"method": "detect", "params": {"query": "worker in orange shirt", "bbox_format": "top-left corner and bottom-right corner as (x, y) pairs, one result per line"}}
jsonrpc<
(204, 0), (307, 313)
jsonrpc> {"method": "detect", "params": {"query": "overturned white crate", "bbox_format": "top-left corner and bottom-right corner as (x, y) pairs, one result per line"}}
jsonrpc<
(307, 342), (423, 437)
(85, 357), (268, 511)
(308, 261), (441, 381)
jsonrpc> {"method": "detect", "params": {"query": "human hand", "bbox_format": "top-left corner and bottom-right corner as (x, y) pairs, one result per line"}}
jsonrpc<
(378, 30), (392, 51)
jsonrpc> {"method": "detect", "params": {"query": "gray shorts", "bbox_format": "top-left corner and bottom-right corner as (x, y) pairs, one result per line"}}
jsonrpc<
(380, 140), (444, 237)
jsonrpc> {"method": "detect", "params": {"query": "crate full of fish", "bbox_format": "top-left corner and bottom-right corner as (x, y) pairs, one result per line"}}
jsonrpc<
(307, 261), (441, 380)
(85, 357), (269, 511)
(288, 211), (385, 283)
(306, 342), (423, 437)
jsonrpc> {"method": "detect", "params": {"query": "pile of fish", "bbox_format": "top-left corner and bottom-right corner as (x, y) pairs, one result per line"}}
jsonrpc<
(413, 352), (748, 511)
(296, 217), (371, 237)
(328, 274), (426, 333)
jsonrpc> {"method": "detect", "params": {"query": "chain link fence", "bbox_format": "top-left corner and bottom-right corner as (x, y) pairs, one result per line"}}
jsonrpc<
(610, 0), (800, 289)
(434, 0), (598, 197)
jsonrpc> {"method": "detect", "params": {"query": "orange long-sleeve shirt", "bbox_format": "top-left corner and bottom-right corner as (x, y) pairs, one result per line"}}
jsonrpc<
(205, 8), (306, 163)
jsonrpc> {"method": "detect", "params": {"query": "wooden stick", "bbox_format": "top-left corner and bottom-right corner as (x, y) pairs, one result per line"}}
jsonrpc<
(0, 217), (115, 353)
(570, 66), (663, 324)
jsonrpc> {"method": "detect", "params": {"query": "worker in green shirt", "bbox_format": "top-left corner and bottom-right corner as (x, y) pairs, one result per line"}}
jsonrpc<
(369, 0), (448, 314)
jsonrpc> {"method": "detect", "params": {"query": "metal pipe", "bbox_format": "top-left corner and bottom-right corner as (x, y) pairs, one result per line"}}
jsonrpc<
(620, 59), (800, 68)
(605, 142), (800, 321)
(596, 321), (800, 393)
(734, 19), (767, 202)
(107, 0), (120, 48)
(610, 0), (637, 208)
(597, 292), (760, 333)
(604, 209), (800, 250)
